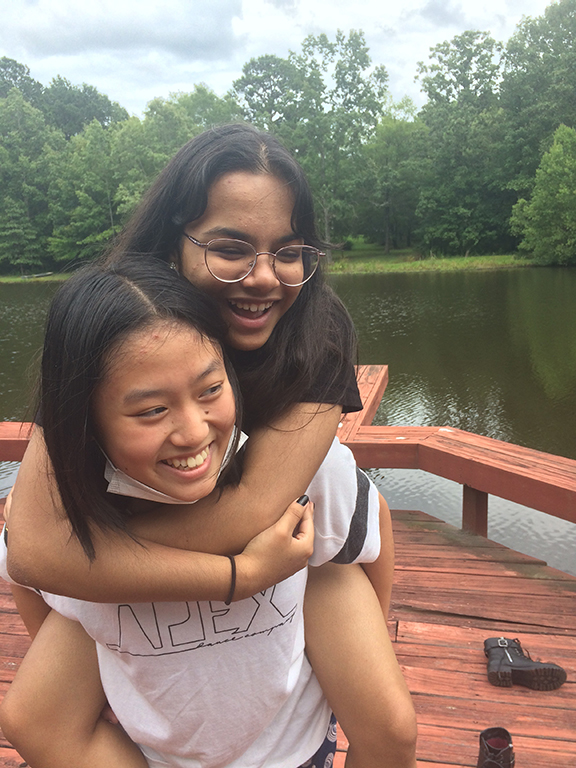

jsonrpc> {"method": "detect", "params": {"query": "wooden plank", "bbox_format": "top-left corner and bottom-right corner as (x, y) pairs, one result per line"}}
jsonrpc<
(0, 423), (31, 462)
(418, 429), (576, 524)
(353, 364), (388, 426)
(395, 560), (548, 576)
(392, 588), (576, 629)
(412, 693), (576, 737)
(392, 570), (576, 597)
(337, 364), (388, 442)
(396, 621), (576, 655)
(394, 608), (576, 636)
(0, 746), (25, 768)
(415, 723), (576, 768)
(462, 485), (488, 536)
(395, 544), (548, 566)
(394, 640), (576, 680)
(344, 426), (435, 469)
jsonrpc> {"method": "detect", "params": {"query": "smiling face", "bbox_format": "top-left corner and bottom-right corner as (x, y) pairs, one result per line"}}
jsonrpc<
(179, 172), (303, 351)
(93, 322), (236, 503)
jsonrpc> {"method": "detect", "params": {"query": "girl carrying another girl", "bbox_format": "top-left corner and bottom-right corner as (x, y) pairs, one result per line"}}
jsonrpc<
(3, 124), (417, 767)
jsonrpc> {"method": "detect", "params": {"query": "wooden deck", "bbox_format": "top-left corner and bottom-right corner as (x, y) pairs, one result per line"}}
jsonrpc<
(1, 365), (575, 766)
(334, 509), (576, 767)
(1, 508), (574, 767)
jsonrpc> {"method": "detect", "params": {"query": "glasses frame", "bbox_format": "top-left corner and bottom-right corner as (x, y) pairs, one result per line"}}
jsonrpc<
(184, 234), (324, 287)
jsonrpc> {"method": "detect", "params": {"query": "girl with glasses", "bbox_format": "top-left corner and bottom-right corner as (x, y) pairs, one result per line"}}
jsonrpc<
(3, 125), (416, 767)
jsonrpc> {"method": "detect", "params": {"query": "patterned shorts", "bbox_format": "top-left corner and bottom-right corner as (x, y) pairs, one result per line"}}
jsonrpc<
(297, 714), (338, 768)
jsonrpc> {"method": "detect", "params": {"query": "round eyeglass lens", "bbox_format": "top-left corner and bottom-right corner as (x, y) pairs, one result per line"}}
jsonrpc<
(274, 246), (319, 286)
(205, 240), (319, 286)
(205, 240), (256, 282)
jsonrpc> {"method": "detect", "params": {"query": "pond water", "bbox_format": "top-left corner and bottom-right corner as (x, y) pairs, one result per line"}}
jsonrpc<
(329, 268), (576, 575)
(1, 269), (575, 574)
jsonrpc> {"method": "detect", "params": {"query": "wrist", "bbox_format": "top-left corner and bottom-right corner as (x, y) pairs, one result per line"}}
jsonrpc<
(232, 553), (260, 601)
(224, 555), (236, 605)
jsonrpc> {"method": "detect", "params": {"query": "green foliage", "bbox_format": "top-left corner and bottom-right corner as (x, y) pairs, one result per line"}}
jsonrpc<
(511, 124), (576, 265)
(42, 76), (128, 138)
(415, 32), (516, 255)
(500, 0), (576, 193)
(417, 30), (502, 109)
(234, 30), (389, 242)
(352, 116), (431, 251)
(0, 196), (44, 270)
(0, 89), (65, 272)
(0, 57), (44, 108)
(48, 121), (120, 261)
(2, 5), (576, 270)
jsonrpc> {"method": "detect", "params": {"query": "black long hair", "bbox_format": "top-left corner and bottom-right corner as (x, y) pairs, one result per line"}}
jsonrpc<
(108, 124), (357, 428)
(40, 257), (241, 559)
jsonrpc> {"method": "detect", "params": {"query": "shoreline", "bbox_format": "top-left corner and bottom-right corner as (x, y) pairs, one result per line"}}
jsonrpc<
(325, 252), (540, 275)
(0, 254), (549, 282)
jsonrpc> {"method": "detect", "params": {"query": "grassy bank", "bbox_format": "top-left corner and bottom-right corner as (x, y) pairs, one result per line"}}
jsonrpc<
(326, 244), (536, 274)
(1, 247), (537, 282)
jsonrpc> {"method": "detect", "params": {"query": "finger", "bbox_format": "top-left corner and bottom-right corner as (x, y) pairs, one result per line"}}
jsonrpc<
(294, 502), (314, 541)
(276, 497), (312, 538)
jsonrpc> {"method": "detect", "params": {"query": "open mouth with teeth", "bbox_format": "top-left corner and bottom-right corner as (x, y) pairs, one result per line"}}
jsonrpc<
(163, 447), (210, 471)
(228, 299), (274, 318)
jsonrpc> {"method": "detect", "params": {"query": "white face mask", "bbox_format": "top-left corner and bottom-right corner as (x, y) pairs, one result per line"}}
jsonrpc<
(103, 427), (248, 504)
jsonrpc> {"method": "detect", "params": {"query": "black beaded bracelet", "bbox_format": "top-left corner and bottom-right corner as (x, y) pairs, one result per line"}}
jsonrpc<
(224, 554), (236, 605)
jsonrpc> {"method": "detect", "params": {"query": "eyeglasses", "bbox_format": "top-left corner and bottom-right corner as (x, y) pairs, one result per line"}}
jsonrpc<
(184, 235), (324, 287)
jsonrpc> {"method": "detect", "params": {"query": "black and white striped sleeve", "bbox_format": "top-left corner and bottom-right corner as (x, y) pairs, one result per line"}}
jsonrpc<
(306, 439), (381, 566)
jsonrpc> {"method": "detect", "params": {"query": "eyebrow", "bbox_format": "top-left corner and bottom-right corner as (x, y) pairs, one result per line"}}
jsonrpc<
(202, 226), (299, 246)
(122, 358), (224, 405)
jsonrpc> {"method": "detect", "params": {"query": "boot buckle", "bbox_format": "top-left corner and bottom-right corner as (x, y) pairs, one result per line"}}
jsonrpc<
(497, 637), (509, 647)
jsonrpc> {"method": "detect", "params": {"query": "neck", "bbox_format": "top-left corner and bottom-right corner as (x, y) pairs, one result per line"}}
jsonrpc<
(126, 497), (161, 516)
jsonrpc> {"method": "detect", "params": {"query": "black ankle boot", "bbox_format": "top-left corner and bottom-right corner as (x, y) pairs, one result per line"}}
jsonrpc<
(477, 727), (515, 768)
(484, 637), (567, 690)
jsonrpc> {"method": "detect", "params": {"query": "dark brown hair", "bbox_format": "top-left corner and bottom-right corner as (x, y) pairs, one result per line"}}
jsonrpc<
(41, 257), (241, 559)
(108, 124), (357, 428)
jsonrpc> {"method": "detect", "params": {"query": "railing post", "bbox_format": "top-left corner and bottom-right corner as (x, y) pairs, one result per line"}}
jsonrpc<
(462, 485), (488, 537)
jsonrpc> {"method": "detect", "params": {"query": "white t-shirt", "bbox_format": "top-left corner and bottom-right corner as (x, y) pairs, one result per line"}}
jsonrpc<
(1, 438), (381, 768)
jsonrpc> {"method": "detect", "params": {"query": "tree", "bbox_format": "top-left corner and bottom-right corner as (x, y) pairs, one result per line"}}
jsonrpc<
(172, 84), (244, 128)
(353, 115), (431, 251)
(500, 0), (576, 194)
(42, 76), (128, 138)
(510, 124), (576, 265)
(414, 31), (514, 255)
(234, 31), (389, 243)
(0, 196), (45, 271)
(111, 116), (169, 221)
(0, 57), (44, 108)
(48, 120), (121, 261)
(416, 30), (502, 110)
(0, 89), (64, 271)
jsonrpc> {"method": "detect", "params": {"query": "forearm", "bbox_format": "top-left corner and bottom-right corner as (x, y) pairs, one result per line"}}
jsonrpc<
(8, 406), (338, 601)
(145, 403), (342, 551)
(8, 519), (245, 603)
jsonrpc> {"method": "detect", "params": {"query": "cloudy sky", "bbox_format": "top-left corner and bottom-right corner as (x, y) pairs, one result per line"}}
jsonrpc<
(0, 0), (554, 116)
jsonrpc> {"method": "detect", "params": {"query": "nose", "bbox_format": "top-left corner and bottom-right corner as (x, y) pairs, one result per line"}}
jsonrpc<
(241, 252), (280, 292)
(169, 405), (210, 449)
